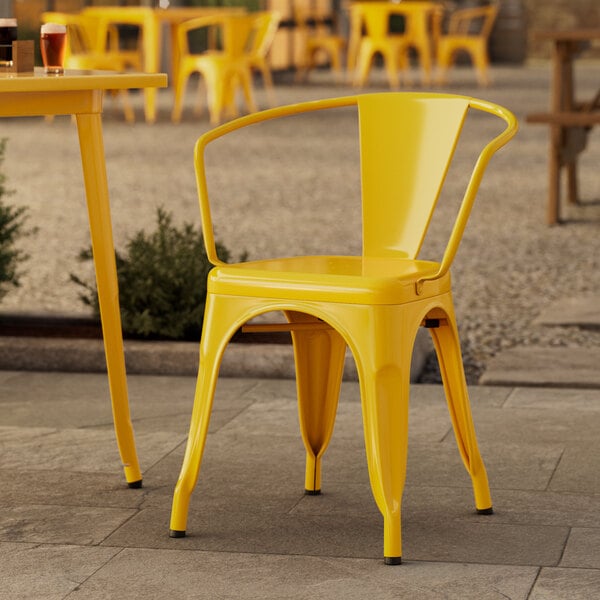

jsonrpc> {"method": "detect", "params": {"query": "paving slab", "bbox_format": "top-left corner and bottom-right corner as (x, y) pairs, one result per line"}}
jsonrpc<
(560, 528), (600, 569)
(547, 440), (600, 494)
(479, 346), (600, 388)
(530, 567), (600, 600)
(63, 548), (539, 600)
(0, 543), (120, 600)
(533, 295), (600, 328)
(1, 372), (600, 597)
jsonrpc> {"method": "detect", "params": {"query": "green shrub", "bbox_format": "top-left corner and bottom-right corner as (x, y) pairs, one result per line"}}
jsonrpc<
(71, 207), (235, 341)
(0, 138), (31, 302)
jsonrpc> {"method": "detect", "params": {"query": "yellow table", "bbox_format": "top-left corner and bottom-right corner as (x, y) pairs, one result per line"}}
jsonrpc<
(0, 69), (167, 487)
(82, 6), (246, 123)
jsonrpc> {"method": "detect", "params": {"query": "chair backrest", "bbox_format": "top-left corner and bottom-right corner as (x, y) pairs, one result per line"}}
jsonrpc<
(447, 4), (499, 38)
(245, 11), (280, 60)
(177, 12), (277, 59)
(194, 93), (517, 279)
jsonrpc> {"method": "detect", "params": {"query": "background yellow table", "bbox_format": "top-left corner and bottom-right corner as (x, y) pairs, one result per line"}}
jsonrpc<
(0, 69), (167, 487)
(82, 6), (245, 123)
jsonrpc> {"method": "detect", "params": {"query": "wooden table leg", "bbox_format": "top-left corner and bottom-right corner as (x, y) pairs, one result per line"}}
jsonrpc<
(566, 161), (579, 204)
(547, 123), (561, 225)
(76, 106), (142, 487)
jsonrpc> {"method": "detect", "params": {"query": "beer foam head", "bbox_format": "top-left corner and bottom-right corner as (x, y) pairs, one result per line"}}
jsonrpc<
(41, 23), (66, 34)
(0, 18), (17, 27)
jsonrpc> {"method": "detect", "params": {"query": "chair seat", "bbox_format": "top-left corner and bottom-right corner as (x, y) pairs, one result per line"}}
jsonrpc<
(209, 255), (447, 303)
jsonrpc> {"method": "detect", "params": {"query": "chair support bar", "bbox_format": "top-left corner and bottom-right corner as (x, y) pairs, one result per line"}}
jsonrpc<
(242, 318), (448, 334)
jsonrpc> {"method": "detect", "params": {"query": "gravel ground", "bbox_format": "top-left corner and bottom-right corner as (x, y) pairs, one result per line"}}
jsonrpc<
(1, 63), (599, 382)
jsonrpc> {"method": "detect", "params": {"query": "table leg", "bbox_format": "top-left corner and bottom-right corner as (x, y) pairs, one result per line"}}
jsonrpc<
(566, 161), (579, 204)
(141, 13), (160, 123)
(546, 40), (570, 225)
(75, 109), (143, 487)
(547, 124), (561, 225)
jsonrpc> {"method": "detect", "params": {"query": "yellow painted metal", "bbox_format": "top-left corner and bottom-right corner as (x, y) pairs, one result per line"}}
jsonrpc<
(81, 6), (159, 122)
(41, 11), (144, 122)
(171, 12), (280, 125)
(349, 1), (441, 88)
(169, 92), (518, 563)
(435, 3), (500, 87)
(0, 70), (167, 486)
(74, 6), (250, 122)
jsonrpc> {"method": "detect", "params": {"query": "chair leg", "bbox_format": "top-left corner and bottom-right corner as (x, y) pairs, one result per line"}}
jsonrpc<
(382, 48), (401, 90)
(349, 308), (416, 564)
(259, 64), (277, 107)
(353, 44), (374, 88)
(205, 71), (229, 125)
(428, 314), (493, 514)
(237, 67), (257, 116)
(194, 78), (207, 118)
(435, 44), (451, 86)
(171, 68), (190, 123)
(120, 90), (135, 124)
(471, 43), (490, 87)
(169, 297), (234, 536)
(285, 311), (346, 494)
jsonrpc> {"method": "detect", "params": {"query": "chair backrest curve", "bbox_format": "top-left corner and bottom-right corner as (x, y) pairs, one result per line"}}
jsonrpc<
(357, 93), (469, 259)
(194, 93), (517, 270)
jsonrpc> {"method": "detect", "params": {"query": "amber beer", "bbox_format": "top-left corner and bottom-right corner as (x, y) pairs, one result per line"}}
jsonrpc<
(0, 18), (17, 67)
(40, 23), (67, 74)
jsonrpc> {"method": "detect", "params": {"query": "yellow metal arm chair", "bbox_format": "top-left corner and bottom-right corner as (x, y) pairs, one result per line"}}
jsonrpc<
(435, 3), (499, 87)
(172, 12), (279, 125)
(169, 92), (518, 564)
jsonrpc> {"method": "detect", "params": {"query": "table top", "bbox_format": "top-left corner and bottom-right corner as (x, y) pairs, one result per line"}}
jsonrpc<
(0, 68), (168, 93)
(83, 5), (246, 24)
(534, 29), (600, 42)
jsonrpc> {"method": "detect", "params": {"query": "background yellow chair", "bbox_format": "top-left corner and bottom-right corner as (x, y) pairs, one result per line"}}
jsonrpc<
(349, 1), (440, 88)
(435, 3), (499, 87)
(168, 92), (518, 564)
(244, 11), (281, 107)
(350, 2), (411, 89)
(41, 11), (141, 122)
(294, 6), (346, 83)
(171, 12), (279, 125)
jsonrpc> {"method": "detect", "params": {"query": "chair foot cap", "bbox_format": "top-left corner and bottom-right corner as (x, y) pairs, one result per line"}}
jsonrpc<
(384, 556), (402, 565)
(127, 479), (143, 489)
(304, 489), (321, 496)
(477, 507), (494, 515)
(169, 529), (186, 538)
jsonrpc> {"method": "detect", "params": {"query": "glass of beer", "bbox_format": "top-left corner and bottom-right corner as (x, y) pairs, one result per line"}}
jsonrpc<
(0, 18), (17, 67)
(40, 23), (67, 74)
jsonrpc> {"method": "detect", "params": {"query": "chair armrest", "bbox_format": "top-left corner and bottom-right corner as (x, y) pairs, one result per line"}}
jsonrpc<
(417, 97), (518, 293)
